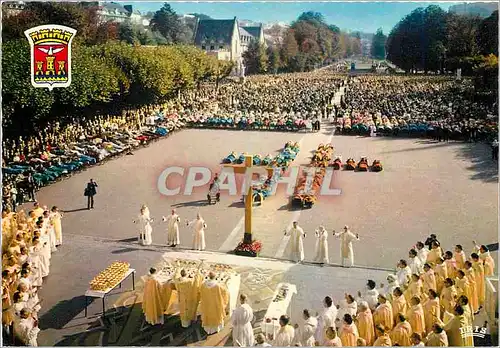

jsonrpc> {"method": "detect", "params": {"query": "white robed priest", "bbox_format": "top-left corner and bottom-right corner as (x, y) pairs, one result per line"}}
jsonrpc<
(333, 225), (359, 267)
(15, 308), (40, 346)
(314, 226), (329, 264)
(187, 213), (207, 251)
(134, 205), (153, 246)
(231, 294), (255, 347)
(285, 221), (306, 263)
(163, 209), (181, 247)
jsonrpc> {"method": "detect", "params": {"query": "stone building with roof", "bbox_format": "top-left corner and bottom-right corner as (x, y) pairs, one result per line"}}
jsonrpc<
(194, 17), (265, 75)
(93, 2), (149, 26)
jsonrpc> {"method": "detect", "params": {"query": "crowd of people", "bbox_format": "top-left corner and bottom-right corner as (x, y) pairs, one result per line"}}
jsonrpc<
(3, 72), (498, 210)
(337, 76), (498, 142)
(239, 235), (495, 347)
(2, 202), (64, 346)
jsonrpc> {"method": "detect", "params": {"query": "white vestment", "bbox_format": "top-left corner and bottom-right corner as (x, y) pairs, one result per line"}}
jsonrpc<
(396, 266), (412, 288)
(417, 248), (429, 265)
(336, 299), (357, 322)
(231, 303), (255, 347)
(136, 214), (153, 246)
(299, 316), (318, 346)
(360, 288), (379, 311)
(408, 257), (423, 275)
(28, 246), (44, 286)
(315, 305), (338, 344)
(274, 325), (295, 346)
(190, 218), (207, 250)
(15, 317), (40, 346)
(336, 230), (359, 267)
(164, 214), (180, 245)
(314, 229), (329, 263)
(38, 235), (51, 277)
(288, 226), (305, 262)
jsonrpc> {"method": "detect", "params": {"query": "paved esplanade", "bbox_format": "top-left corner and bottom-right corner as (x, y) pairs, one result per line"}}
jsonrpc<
(33, 125), (497, 345)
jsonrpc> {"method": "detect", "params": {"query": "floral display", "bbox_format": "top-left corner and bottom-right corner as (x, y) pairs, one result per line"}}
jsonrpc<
(234, 240), (262, 257)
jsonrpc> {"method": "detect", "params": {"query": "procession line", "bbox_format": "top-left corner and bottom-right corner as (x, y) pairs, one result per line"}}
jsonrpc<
(218, 215), (245, 251)
(274, 210), (302, 258)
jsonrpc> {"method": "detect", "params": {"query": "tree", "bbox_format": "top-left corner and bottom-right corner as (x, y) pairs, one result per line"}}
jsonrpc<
(118, 22), (138, 44)
(189, 13), (212, 20)
(281, 29), (299, 65)
(351, 32), (362, 56)
(150, 3), (182, 43)
(267, 46), (281, 74)
(243, 41), (268, 74)
(370, 28), (387, 59)
(477, 10), (498, 55)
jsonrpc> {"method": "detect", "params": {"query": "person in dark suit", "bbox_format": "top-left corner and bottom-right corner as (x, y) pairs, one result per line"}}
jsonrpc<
(26, 172), (36, 202)
(84, 179), (98, 210)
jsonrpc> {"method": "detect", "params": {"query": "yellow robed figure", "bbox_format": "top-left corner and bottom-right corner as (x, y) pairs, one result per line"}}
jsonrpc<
(471, 259), (485, 305)
(142, 271), (166, 325)
(199, 272), (229, 334)
(174, 268), (202, 328)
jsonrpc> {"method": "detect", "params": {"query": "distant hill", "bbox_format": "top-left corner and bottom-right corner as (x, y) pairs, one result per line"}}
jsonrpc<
(449, 2), (498, 18)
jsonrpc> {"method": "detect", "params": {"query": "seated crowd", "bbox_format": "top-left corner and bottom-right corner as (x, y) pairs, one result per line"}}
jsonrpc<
(336, 75), (497, 141)
(257, 235), (495, 347)
(2, 202), (63, 346)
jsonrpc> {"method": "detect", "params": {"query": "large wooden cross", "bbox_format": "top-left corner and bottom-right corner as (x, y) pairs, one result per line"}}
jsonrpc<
(225, 155), (274, 245)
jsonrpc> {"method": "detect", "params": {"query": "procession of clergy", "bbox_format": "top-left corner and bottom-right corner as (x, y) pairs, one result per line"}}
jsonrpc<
(135, 207), (496, 347)
(2, 201), (64, 346)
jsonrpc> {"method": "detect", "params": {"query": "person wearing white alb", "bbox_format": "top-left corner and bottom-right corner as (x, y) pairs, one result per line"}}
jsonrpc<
(314, 296), (337, 345)
(408, 249), (423, 275)
(231, 294), (255, 347)
(356, 280), (379, 311)
(296, 309), (317, 347)
(15, 308), (40, 346)
(415, 242), (429, 265)
(314, 226), (329, 264)
(396, 259), (412, 289)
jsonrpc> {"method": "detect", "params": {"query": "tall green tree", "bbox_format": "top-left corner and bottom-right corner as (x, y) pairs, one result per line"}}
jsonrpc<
(370, 28), (387, 59)
(150, 3), (182, 43)
(267, 46), (281, 74)
(281, 29), (299, 66)
(477, 10), (498, 55)
(243, 41), (268, 74)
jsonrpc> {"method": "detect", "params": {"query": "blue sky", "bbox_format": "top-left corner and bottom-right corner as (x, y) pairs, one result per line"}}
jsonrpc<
(122, 1), (460, 33)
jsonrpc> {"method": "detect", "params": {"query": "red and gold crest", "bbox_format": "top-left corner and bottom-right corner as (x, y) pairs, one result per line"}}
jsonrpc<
(24, 25), (77, 90)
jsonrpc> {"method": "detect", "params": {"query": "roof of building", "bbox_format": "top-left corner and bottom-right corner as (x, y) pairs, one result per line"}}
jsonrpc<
(194, 19), (236, 46)
(101, 2), (129, 15)
(239, 26), (253, 38)
(240, 25), (262, 39)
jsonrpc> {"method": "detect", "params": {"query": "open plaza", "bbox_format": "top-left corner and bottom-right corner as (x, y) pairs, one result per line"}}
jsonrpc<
(2, 1), (499, 347)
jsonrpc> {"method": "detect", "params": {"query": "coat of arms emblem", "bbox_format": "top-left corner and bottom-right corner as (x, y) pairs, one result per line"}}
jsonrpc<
(24, 25), (77, 90)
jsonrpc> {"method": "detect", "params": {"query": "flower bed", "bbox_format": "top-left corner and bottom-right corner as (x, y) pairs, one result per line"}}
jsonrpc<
(234, 240), (262, 258)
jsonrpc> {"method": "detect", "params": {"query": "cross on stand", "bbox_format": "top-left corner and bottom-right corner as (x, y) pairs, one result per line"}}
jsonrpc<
(224, 155), (274, 245)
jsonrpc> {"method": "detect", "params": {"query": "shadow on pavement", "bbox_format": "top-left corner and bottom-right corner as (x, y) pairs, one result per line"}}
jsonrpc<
(62, 208), (89, 213)
(171, 200), (209, 208)
(111, 247), (142, 254)
(455, 143), (498, 183)
(39, 295), (87, 330)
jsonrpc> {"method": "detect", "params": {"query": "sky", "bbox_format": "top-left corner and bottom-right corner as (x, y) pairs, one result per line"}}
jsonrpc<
(121, 1), (463, 33)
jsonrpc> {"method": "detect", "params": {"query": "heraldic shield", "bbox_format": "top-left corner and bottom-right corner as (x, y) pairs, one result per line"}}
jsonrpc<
(24, 25), (77, 90)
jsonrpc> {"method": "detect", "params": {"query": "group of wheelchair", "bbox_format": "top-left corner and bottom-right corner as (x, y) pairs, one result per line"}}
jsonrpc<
(215, 141), (301, 206)
(2, 117), (185, 194)
(185, 116), (318, 132)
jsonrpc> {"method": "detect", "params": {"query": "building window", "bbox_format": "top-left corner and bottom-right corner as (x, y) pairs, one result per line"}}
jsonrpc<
(202, 45), (206, 50)
(219, 45), (224, 49)
(210, 45), (215, 50)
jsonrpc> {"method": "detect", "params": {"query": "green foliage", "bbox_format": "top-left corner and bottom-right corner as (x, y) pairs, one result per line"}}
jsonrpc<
(243, 41), (268, 74)
(477, 10), (498, 55)
(386, 4), (496, 74)
(371, 28), (387, 59)
(150, 2), (190, 44)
